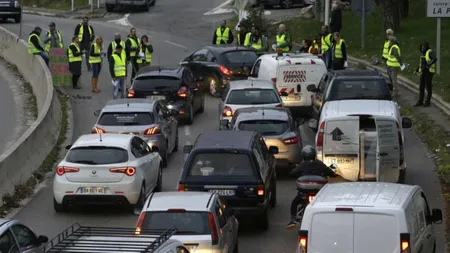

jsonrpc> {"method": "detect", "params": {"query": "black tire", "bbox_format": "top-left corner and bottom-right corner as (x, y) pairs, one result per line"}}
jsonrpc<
(53, 198), (68, 212)
(198, 93), (205, 113)
(173, 132), (179, 152)
(155, 168), (162, 192)
(14, 15), (20, 23)
(280, 0), (293, 8)
(257, 208), (269, 230)
(105, 4), (114, 12)
(143, 3), (149, 11)
(186, 104), (194, 125)
(270, 178), (277, 208)
(161, 148), (168, 168)
(132, 184), (146, 213)
(233, 238), (239, 253)
(150, 0), (155, 6)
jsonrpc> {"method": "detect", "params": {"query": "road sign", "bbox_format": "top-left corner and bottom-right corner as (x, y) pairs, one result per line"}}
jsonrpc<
(331, 127), (344, 141)
(427, 0), (450, 17)
(351, 0), (376, 17)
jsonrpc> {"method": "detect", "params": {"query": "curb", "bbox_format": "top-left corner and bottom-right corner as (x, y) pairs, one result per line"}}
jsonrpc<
(23, 10), (66, 18)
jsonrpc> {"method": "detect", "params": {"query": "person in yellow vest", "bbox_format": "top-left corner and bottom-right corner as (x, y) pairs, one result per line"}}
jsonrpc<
(414, 41), (437, 107)
(236, 23), (251, 46)
(74, 17), (95, 71)
(382, 29), (394, 84)
(125, 27), (140, 84)
(89, 36), (104, 93)
(136, 35), (154, 68)
(249, 26), (268, 55)
(213, 20), (234, 45)
(331, 32), (347, 70)
(67, 36), (83, 89)
(44, 22), (63, 52)
(28, 26), (49, 67)
(386, 36), (404, 98)
(107, 32), (126, 62)
(109, 44), (127, 99)
(320, 25), (332, 69)
(275, 24), (291, 53)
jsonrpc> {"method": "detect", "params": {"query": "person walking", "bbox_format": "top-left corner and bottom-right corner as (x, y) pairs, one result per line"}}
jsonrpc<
(110, 44), (127, 99)
(249, 26), (268, 55)
(74, 16), (95, 71)
(107, 32), (126, 61)
(136, 35), (154, 68)
(320, 25), (332, 69)
(89, 36), (104, 93)
(414, 41), (437, 107)
(330, 1), (342, 33)
(236, 23), (251, 46)
(28, 26), (49, 66)
(386, 36), (404, 98)
(382, 29), (394, 83)
(125, 27), (140, 84)
(44, 22), (63, 52)
(331, 32), (347, 70)
(213, 20), (234, 45)
(67, 36), (83, 89)
(276, 24), (291, 53)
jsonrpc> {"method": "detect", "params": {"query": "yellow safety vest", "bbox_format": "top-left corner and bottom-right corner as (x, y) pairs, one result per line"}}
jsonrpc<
(419, 49), (436, 73)
(276, 34), (289, 52)
(111, 41), (126, 60)
(45, 30), (63, 52)
(67, 43), (82, 63)
(387, 45), (401, 67)
(382, 40), (390, 59)
(216, 27), (230, 45)
(28, 34), (42, 54)
(241, 32), (251, 46)
(321, 34), (332, 53)
(112, 54), (126, 77)
(78, 24), (93, 42)
(136, 46), (152, 64)
(89, 43), (102, 64)
(251, 38), (262, 50)
(333, 39), (345, 59)
(127, 37), (140, 57)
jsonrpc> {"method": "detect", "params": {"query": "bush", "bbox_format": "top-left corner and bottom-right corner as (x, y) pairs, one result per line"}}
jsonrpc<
(239, 6), (270, 35)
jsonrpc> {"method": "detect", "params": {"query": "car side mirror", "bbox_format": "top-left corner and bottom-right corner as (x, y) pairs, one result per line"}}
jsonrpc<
(220, 119), (229, 128)
(432, 208), (443, 224)
(38, 235), (48, 244)
(93, 110), (101, 117)
(65, 145), (72, 150)
(308, 119), (318, 130)
(402, 117), (412, 129)
(307, 84), (318, 92)
(169, 109), (179, 116)
(268, 146), (279, 154)
(151, 146), (159, 152)
(180, 57), (191, 65)
(183, 145), (193, 154)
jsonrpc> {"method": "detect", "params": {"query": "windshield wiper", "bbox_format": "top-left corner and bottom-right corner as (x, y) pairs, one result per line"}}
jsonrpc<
(70, 160), (97, 165)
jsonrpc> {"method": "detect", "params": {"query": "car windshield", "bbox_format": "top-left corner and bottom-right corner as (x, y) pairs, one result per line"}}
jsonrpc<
(188, 153), (254, 176)
(327, 79), (392, 101)
(133, 76), (180, 90)
(221, 51), (258, 65)
(238, 120), (289, 136)
(66, 146), (128, 164)
(98, 112), (154, 126)
(227, 89), (280, 105)
(141, 211), (210, 235)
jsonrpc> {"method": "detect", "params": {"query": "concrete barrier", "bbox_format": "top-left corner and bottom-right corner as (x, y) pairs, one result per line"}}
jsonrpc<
(0, 28), (61, 199)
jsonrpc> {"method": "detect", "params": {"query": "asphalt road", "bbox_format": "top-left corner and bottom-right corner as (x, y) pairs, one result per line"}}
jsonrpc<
(0, 1), (446, 252)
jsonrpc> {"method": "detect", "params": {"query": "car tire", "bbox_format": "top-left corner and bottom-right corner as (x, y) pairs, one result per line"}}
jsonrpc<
(198, 93), (205, 113)
(105, 4), (114, 12)
(161, 148), (168, 168)
(270, 178), (277, 208)
(233, 238), (239, 253)
(150, 0), (155, 6)
(132, 184), (146, 213)
(14, 15), (20, 23)
(53, 198), (68, 212)
(173, 132), (179, 152)
(280, 0), (293, 8)
(186, 104), (194, 125)
(155, 168), (162, 192)
(258, 208), (269, 230)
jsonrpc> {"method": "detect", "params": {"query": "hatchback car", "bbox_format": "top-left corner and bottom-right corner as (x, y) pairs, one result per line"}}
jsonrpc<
(222, 107), (303, 172)
(219, 79), (283, 130)
(0, 219), (48, 253)
(127, 66), (205, 125)
(136, 192), (239, 253)
(53, 134), (163, 213)
(92, 99), (178, 167)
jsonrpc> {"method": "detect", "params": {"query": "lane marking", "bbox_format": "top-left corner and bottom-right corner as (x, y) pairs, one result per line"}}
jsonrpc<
(164, 40), (187, 49)
(184, 126), (191, 136)
(107, 13), (132, 27)
(184, 141), (191, 161)
(204, 0), (234, 15)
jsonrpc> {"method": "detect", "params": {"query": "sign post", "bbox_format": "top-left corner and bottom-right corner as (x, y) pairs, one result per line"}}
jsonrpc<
(426, 0), (449, 75)
(351, 0), (375, 49)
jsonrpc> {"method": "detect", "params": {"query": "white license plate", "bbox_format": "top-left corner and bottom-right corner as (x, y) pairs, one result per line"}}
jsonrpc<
(80, 187), (106, 194)
(209, 189), (235, 196)
(326, 157), (355, 164)
(282, 95), (301, 101)
(147, 95), (165, 100)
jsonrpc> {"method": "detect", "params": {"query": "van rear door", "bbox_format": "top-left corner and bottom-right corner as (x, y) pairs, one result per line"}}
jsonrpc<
(375, 117), (400, 182)
(353, 213), (399, 253)
(323, 117), (360, 181)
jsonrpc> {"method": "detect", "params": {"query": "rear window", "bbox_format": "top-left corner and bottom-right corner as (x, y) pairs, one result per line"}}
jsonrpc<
(222, 51), (258, 64)
(66, 146), (128, 164)
(133, 76), (180, 90)
(188, 153), (254, 176)
(227, 89), (280, 105)
(310, 213), (353, 251)
(353, 213), (398, 253)
(238, 120), (289, 136)
(98, 112), (154, 126)
(141, 211), (210, 235)
(328, 79), (391, 101)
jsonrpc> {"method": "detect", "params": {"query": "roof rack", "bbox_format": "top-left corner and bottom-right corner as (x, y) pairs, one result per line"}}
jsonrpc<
(43, 223), (178, 253)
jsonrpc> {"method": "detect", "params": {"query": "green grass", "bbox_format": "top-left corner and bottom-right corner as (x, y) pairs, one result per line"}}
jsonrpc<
(22, 0), (90, 10)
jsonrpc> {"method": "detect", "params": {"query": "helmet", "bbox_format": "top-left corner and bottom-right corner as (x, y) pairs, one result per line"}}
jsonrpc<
(301, 145), (317, 161)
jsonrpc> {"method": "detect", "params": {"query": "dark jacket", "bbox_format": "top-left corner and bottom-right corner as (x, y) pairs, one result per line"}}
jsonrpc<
(237, 31), (248, 45)
(290, 160), (336, 178)
(109, 52), (126, 78)
(330, 9), (342, 33)
(29, 31), (45, 52)
(125, 35), (140, 60)
(212, 27), (234, 45)
(67, 44), (83, 75)
(74, 23), (95, 44)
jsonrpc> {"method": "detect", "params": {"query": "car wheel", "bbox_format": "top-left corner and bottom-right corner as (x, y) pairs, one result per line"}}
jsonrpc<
(105, 4), (114, 12)
(161, 148), (168, 168)
(173, 132), (179, 152)
(53, 198), (68, 212)
(150, 0), (155, 6)
(186, 104), (194, 125)
(14, 15), (20, 23)
(132, 184), (146, 214)
(198, 93), (205, 113)
(270, 178), (277, 208)
(257, 208), (269, 230)
(233, 238), (239, 253)
(280, 0), (293, 8)
(155, 168), (162, 192)
(143, 1), (149, 11)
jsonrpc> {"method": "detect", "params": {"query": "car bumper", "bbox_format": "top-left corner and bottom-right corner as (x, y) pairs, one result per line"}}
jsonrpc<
(104, 0), (147, 6)
(0, 7), (21, 16)
(229, 205), (266, 217)
(166, 101), (191, 120)
(275, 149), (302, 169)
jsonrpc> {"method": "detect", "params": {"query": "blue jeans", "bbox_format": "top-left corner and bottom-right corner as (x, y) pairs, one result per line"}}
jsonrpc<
(92, 63), (101, 78)
(36, 52), (49, 67)
(387, 65), (393, 84)
(322, 51), (330, 69)
(112, 77), (126, 99)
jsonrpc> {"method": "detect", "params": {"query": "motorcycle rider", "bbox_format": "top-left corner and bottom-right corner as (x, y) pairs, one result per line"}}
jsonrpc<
(286, 145), (337, 229)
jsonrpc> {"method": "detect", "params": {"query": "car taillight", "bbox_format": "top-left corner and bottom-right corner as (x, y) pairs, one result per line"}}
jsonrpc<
(275, 104), (283, 107)
(396, 122), (404, 165)
(298, 230), (308, 253)
(218, 65), (231, 75)
(257, 185), (265, 196)
(284, 136), (299, 144)
(208, 212), (219, 245)
(222, 106), (233, 117)
(316, 121), (325, 148)
(271, 78), (277, 87)
(92, 127), (105, 134)
(56, 166), (79, 176)
(127, 88), (135, 97)
(144, 126), (161, 135)
(135, 212), (146, 235)
(400, 233), (411, 253)
(109, 167), (136, 176)
(307, 193), (315, 203)
(177, 184), (186, 191)
(177, 86), (189, 98)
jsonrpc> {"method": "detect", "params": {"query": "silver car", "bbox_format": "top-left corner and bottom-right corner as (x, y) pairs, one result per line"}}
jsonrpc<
(0, 218), (48, 253)
(223, 107), (303, 172)
(93, 99), (179, 167)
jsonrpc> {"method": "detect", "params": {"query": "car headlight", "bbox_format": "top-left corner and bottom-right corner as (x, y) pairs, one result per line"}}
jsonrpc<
(14, 1), (20, 8)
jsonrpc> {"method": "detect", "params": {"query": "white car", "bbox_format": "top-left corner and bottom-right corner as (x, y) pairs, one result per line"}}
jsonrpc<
(218, 79), (282, 130)
(136, 191), (239, 253)
(53, 133), (163, 212)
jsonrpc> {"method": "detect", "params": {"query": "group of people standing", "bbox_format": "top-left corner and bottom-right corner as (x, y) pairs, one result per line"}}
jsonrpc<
(27, 16), (153, 99)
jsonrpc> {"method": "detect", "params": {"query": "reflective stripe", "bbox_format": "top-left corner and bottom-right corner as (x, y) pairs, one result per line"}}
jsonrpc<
(111, 41), (126, 60)
(78, 24), (93, 42)
(68, 43), (82, 62)
(216, 27), (230, 45)
(333, 39), (344, 59)
(136, 46), (152, 63)
(382, 40), (390, 59)
(128, 37), (140, 57)
(251, 38), (262, 50)
(276, 34), (289, 52)
(28, 34), (42, 54)
(45, 30), (63, 52)
(243, 33), (251, 46)
(112, 54), (126, 77)
(387, 45), (401, 67)
(321, 34), (331, 53)
(426, 49), (436, 73)
(89, 43), (102, 63)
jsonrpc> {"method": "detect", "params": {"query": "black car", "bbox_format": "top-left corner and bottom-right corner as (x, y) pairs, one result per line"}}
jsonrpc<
(308, 69), (392, 123)
(180, 45), (259, 96)
(127, 66), (205, 125)
(179, 130), (278, 230)
(0, 0), (21, 23)
(258, 0), (306, 9)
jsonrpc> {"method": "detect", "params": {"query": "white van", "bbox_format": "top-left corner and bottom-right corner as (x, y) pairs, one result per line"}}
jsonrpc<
(298, 182), (443, 253)
(309, 99), (412, 183)
(249, 53), (327, 116)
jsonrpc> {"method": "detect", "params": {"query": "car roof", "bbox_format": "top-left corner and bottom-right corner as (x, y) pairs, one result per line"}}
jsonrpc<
(146, 192), (214, 212)
(235, 107), (290, 121)
(259, 53), (321, 61)
(229, 79), (275, 90)
(71, 134), (133, 149)
(136, 66), (184, 78)
(194, 130), (256, 150)
(322, 100), (398, 120)
(102, 99), (155, 112)
(311, 182), (418, 209)
(330, 69), (384, 78)
(204, 45), (254, 54)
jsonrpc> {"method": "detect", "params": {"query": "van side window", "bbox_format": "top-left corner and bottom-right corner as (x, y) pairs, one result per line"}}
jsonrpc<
(258, 138), (270, 161)
(413, 192), (427, 234)
(420, 192), (432, 225)
(214, 201), (227, 228)
(251, 59), (262, 78)
(253, 146), (265, 176)
(318, 74), (327, 93)
(405, 202), (419, 241)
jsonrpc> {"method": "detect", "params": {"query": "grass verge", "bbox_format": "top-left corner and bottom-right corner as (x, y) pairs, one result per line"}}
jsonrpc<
(8, 63), (38, 121)
(22, 0), (90, 10)
(0, 90), (68, 217)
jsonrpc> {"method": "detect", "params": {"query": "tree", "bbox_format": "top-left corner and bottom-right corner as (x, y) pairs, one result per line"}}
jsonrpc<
(380, 0), (401, 31)
(400, 0), (409, 18)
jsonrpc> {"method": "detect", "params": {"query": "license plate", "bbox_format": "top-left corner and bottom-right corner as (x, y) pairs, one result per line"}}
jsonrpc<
(282, 95), (301, 101)
(209, 189), (235, 196)
(326, 157), (355, 164)
(147, 95), (165, 100)
(80, 187), (106, 194)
